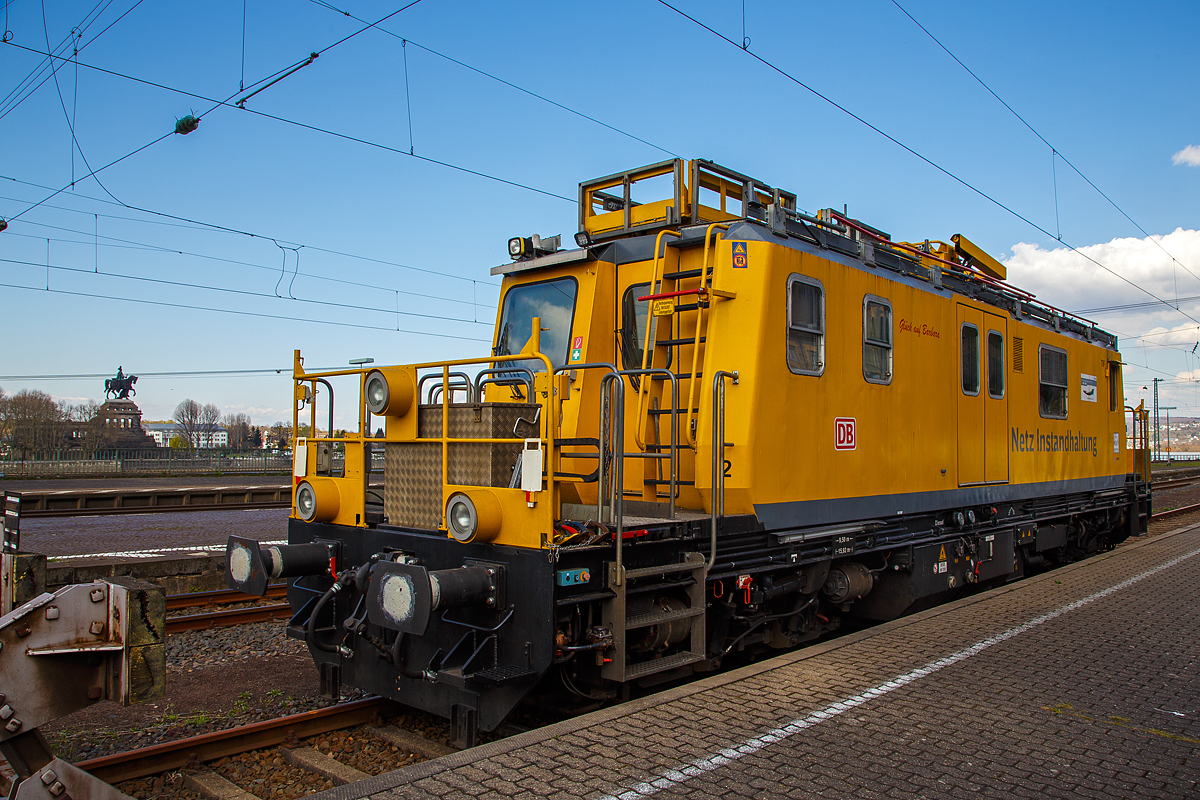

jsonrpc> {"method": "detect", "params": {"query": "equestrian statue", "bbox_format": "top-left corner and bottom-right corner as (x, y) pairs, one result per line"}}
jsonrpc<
(104, 366), (138, 400)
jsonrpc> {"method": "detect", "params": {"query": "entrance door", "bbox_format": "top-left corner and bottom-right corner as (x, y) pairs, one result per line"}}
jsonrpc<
(957, 304), (1009, 485)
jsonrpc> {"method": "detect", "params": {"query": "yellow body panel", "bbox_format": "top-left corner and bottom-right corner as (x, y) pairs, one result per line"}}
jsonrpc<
(287, 158), (1136, 549)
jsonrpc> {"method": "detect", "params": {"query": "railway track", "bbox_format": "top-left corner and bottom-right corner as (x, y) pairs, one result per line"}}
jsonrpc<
(61, 508), (1199, 800)
(165, 585), (291, 634)
(77, 697), (459, 791)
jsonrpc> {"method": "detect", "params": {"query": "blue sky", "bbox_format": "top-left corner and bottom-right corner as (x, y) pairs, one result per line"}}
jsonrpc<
(1, 0), (1198, 427)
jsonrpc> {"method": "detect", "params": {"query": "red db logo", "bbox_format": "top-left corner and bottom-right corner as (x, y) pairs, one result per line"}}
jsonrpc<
(834, 418), (856, 450)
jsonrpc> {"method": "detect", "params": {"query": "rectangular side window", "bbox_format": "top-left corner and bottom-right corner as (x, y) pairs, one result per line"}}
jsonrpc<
(961, 324), (980, 395)
(987, 331), (1005, 399)
(787, 275), (825, 376)
(620, 283), (669, 370)
(863, 296), (892, 384)
(1109, 362), (1122, 412)
(1039, 345), (1068, 418)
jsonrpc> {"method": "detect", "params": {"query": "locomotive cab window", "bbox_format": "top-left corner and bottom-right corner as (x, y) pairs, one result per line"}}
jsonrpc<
(1040, 345), (1068, 418)
(863, 295), (892, 384)
(987, 331), (1005, 399)
(495, 277), (578, 373)
(961, 323), (980, 395)
(620, 283), (669, 370)
(1109, 361), (1122, 412)
(787, 274), (825, 376)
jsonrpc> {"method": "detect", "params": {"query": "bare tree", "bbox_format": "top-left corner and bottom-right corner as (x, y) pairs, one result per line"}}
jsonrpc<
(0, 386), (8, 450)
(3, 389), (63, 458)
(174, 399), (201, 450)
(222, 413), (252, 450)
(269, 422), (293, 451)
(199, 404), (221, 449)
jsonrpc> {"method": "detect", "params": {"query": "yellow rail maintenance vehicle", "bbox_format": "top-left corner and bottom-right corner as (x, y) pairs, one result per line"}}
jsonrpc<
(227, 159), (1152, 748)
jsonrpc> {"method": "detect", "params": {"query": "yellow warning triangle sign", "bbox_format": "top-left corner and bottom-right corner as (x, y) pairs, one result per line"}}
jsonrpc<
(938, 545), (947, 560)
(732, 242), (746, 254)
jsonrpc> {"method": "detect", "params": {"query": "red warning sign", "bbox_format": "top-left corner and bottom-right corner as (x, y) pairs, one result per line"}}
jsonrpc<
(731, 241), (748, 268)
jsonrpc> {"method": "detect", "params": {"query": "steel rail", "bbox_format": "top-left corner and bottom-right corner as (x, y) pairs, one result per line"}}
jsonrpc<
(165, 585), (288, 611)
(77, 697), (393, 784)
(1151, 501), (1200, 521)
(166, 603), (292, 634)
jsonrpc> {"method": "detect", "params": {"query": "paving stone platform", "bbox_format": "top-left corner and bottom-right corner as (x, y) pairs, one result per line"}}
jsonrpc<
(314, 526), (1200, 800)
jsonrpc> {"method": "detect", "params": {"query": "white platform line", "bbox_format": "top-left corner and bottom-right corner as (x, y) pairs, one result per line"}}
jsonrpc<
(46, 540), (288, 561)
(600, 544), (1200, 800)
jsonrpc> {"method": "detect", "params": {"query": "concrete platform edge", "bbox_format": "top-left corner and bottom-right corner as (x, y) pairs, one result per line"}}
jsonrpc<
(308, 522), (1200, 800)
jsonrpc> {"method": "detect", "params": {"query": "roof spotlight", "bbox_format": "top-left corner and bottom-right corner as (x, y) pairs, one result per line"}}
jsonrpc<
(508, 237), (531, 259)
(574, 231), (590, 248)
(508, 234), (562, 261)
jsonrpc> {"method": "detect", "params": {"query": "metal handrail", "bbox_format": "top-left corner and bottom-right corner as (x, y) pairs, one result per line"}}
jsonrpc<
(686, 222), (730, 448)
(599, 372), (626, 585)
(474, 367), (535, 403)
(634, 229), (682, 450)
(709, 370), (738, 570)
(596, 369), (681, 586)
(419, 372), (475, 404)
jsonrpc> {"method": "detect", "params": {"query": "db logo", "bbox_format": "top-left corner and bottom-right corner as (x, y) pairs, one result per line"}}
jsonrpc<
(834, 417), (856, 450)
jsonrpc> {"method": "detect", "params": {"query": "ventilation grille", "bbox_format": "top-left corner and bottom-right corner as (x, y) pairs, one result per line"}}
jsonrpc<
(1013, 336), (1024, 372)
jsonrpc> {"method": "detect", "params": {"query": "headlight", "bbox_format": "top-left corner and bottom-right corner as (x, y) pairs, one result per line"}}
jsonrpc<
(296, 479), (339, 523)
(296, 483), (317, 521)
(365, 371), (389, 414)
(364, 368), (415, 417)
(508, 237), (527, 259)
(446, 493), (478, 542)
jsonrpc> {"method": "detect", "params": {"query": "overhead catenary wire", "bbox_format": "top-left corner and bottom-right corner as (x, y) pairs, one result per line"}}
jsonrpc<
(0, 280), (492, 342)
(1, 1), (445, 224)
(0, 255), (495, 327)
(888, 0), (1200, 287)
(0, 0), (143, 122)
(1, 214), (499, 306)
(1, 39), (576, 215)
(41, 0), (120, 205)
(0, 368), (293, 380)
(654, 0), (1200, 330)
(0, 175), (502, 287)
(305, 0), (678, 158)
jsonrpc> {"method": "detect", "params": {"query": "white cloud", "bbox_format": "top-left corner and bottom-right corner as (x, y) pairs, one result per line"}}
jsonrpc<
(1173, 145), (1200, 167)
(1003, 228), (1200, 320)
(1002, 229), (1200, 387)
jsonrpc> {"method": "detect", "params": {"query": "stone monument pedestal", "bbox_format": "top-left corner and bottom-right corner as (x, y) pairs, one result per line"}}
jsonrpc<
(98, 399), (156, 449)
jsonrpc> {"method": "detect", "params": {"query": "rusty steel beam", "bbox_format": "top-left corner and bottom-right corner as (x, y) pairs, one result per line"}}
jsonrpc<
(13, 484), (292, 518)
(23, 501), (289, 518)
(165, 603), (291, 634)
(78, 698), (392, 784)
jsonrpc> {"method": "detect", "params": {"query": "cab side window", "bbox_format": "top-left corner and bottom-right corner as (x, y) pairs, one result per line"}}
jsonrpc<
(987, 331), (1005, 399)
(863, 296), (892, 384)
(1040, 345), (1068, 418)
(620, 283), (668, 370)
(787, 275), (825, 376)
(961, 324), (980, 395)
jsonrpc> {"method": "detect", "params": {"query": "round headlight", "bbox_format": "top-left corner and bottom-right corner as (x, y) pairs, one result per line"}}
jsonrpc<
(966, 509), (977, 525)
(446, 493), (478, 542)
(296, 482), (317, 522)
(363, 368), (414, 417)
(295, 478), (339, 523)
(365, 371), (389, 414)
